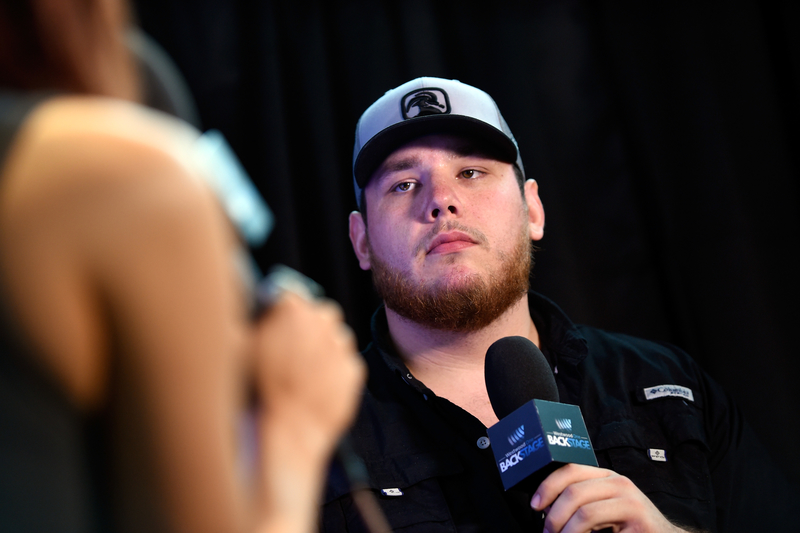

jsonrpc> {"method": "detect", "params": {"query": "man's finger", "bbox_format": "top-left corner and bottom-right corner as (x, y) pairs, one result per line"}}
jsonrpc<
(532, 463), (614, 510)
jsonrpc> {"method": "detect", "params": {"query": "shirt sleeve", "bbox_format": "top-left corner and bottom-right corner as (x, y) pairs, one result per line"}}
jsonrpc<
(698, 365), (800, 532)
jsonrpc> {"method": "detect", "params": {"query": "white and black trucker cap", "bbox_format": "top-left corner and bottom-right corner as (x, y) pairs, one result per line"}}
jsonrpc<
(352, 77), (524, 208)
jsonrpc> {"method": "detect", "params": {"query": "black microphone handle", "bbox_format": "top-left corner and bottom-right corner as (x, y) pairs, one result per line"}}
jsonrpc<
(253, 268), (391, 533)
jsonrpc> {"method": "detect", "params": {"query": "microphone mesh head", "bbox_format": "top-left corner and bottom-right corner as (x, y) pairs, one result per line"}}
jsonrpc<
(484, 336), (559, 419)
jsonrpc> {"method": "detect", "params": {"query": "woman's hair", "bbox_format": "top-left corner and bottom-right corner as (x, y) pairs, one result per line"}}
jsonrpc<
(0, 0), (139, 100)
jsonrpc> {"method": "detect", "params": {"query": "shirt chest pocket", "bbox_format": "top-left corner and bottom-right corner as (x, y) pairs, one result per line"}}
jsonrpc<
(592, 400), (717, 532)
(322, 451), (463, 533)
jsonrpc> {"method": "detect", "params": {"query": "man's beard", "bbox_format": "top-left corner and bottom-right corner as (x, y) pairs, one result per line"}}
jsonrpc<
(368, 224), (532, 333)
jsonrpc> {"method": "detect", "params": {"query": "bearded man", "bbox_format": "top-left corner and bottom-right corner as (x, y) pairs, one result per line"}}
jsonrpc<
(321, 78), (796, 533)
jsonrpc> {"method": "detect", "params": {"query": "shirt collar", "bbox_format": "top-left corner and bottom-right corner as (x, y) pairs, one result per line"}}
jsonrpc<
(369, 306), (432, 395)
(526, 291), (588, 370)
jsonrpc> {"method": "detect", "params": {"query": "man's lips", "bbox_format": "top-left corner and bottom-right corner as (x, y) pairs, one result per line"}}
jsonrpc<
(426, 231), (479, 255)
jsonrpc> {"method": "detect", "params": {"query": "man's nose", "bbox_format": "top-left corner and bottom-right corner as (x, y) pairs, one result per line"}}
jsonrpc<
(423, 174), (461, 221)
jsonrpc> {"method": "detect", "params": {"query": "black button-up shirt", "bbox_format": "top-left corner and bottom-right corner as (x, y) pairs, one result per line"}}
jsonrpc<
(322, 292), (797, 532)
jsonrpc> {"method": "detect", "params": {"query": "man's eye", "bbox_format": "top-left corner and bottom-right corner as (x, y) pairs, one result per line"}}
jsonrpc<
(394, 182), (415, 192)
(460, 169), (482, 179)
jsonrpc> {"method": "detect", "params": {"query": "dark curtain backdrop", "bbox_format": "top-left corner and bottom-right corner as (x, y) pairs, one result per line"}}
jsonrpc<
(132, 0), (800, 480)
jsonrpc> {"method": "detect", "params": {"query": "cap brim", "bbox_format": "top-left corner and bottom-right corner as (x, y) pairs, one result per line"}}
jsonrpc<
(353, 114), (519, 188)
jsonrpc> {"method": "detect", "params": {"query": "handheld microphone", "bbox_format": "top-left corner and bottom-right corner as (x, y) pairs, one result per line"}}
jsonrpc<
(484, 336), (597, 492)
(255, 267), (391, 533)
(195, 130), (389, 533)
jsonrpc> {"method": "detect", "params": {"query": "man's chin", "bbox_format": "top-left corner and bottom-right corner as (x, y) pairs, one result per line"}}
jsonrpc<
(372, 267), (529, 333)
(387, 284), (527, 333)
(424, 265), (481, 289)
(368, 227), (533, 333)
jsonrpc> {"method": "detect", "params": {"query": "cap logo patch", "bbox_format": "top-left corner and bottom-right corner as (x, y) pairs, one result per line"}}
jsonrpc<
(401, 88), (450, 119)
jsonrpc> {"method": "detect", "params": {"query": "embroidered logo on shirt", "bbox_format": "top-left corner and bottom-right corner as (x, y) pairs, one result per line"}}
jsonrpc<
(643, 384), (694, 402)
(381, 488), (404, 497)
(648, 449), (667, 462)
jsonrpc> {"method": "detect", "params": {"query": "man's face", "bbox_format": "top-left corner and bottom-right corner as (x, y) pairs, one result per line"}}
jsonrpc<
(349, 134), (545, 332)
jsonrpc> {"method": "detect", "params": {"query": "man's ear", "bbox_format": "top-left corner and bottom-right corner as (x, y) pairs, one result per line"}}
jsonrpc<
(524, 179), (545, 241)
(349, 211), (372, 270)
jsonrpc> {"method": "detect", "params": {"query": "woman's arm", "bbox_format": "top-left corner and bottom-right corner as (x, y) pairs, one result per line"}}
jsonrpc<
(0, 96), (364, 533)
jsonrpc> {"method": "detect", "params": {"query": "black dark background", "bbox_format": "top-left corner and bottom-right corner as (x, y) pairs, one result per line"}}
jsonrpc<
(131, 0), (800, 481)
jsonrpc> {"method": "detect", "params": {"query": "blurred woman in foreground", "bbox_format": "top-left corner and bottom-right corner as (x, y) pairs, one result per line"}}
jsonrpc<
(0, 1), (364, 532)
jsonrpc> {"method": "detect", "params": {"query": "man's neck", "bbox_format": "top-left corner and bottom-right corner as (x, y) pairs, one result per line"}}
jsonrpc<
(385, 294), (540, 427)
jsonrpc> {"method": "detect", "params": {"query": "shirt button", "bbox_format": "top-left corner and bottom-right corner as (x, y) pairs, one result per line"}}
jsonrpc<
(477, 436), (490, 449)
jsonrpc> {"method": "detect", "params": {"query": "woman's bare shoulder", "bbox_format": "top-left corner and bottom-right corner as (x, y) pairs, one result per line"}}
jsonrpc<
(1, 95), (218, 230)
(32, 96), (199, 148)
(0, 97), (239, 410)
